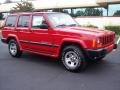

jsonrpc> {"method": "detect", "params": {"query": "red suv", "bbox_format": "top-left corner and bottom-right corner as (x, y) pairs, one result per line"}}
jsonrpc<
(1, 12), (116, 71)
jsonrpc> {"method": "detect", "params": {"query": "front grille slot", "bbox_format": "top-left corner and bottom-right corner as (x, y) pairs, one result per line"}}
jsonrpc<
(100, 34), (114, 46)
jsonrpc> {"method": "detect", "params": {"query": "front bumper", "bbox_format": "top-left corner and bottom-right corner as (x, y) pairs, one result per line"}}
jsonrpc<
(85, 48), (107, 60)
(85, 44), (116, 60)
(114, 44), (117, 49)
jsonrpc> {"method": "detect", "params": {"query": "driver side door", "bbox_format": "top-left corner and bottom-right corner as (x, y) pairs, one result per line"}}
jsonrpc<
(28, 15), (53, 55)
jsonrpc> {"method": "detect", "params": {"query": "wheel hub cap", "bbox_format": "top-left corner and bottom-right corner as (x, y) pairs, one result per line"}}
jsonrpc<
(10, 43), (17, 55)
(65, 51), (79, 68)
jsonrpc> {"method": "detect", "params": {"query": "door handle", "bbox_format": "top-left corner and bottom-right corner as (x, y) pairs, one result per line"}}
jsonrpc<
(9, 28), (14, 30)
(19, 31), (24, 32)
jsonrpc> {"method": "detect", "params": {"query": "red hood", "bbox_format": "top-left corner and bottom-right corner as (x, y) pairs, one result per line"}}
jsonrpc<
(55, 26), (114, 37)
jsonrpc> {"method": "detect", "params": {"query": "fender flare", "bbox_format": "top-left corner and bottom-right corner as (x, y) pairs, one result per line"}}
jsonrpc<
(58, 38), (87, 57)
(7, 34), (22, 50)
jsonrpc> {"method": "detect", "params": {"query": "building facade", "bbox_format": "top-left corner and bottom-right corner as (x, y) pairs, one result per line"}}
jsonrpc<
(0, 0), (120, 28)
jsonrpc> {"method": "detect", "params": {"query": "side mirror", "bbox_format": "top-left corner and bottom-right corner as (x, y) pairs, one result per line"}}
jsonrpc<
(40, 24), (48, 29)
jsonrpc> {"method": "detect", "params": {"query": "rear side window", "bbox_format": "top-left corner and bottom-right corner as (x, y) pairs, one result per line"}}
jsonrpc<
(17, 15), (30, 27)
(5, 16), (17, 27)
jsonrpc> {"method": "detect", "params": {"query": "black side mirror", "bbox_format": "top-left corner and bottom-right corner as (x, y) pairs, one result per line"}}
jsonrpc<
(40, 24), (48, 29)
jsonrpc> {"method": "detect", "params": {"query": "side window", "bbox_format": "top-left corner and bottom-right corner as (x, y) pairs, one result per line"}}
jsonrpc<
(32, 16), (47, 28)
(5, 16), (17, 27)
(17, 15), (30, 27)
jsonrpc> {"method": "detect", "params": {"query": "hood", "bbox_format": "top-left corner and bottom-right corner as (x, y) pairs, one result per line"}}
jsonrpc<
(56, 26), (114, 37)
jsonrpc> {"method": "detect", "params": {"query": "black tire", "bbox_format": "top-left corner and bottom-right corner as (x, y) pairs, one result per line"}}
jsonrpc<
(8, 39), (22, 57)
(61, 45), (87, 72)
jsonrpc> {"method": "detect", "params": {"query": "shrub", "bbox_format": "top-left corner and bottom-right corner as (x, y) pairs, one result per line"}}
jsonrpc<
(105, 26), (120, 35)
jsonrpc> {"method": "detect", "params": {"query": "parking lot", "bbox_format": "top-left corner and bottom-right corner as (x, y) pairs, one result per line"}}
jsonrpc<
(0, 41), (120, 90)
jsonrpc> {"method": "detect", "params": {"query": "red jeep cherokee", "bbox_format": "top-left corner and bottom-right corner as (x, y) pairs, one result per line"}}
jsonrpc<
(1, 12), (116, 71)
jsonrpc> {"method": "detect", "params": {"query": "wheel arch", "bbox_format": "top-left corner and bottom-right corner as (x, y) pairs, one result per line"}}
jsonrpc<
(7, 37), (16, 43)
(6, 34), (22, 50)
(58, 39), (86, 58)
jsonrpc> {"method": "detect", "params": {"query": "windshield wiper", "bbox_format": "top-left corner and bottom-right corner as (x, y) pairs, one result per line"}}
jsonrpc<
(56, 24), (67, 27)
(69, 24), (77, 26)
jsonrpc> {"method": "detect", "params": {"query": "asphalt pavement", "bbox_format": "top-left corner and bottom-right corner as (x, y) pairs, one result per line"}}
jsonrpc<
(0, 41), (120, 90)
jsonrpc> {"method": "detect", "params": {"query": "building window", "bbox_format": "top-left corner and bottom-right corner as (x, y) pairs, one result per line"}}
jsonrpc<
(72, 7), (107, 17)
(63, 9), (72, 14)
(108, 4), (120, 16)
(0, 13), (3, 20)
(3, 12), (9, 19)
(0, 12), (9, 20)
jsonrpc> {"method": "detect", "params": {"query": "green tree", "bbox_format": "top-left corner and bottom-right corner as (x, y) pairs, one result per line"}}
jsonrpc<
(11, 1), (34, 13)
(0, 13), (3, 20)
(52, 9), (63, 12)
(74, 8), (103, 16)
(84, 8), (103, 16)
(113, 10), (120, 16)
(63, 10), (69, 14)
(75, 11), (85, 16)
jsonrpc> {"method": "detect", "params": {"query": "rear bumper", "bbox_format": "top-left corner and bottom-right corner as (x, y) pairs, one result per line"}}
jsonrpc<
(1, 38), (7, 44)
(85, 44), (116, 60)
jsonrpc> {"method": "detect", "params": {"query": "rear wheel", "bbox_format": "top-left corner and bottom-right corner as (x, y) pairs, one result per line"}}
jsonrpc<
(8, 39), (22, 57)
(61, 45), (87, 72)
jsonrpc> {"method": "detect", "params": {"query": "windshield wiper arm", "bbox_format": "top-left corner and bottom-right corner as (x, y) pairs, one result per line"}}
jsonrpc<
(56, 24), (67, 27)
(69, 24), (77, 26)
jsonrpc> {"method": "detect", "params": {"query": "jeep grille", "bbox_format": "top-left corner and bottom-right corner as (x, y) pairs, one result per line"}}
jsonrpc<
(100, 34), (114, 46)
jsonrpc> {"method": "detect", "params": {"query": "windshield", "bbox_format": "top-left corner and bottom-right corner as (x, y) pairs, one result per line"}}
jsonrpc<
(47, 13), (79, 27)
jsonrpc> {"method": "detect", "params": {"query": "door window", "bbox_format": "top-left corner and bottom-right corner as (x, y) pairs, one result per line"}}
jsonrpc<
(32, 16), (47, 29)
(17, 15), (30, 27)
(5, 15), (17, 27)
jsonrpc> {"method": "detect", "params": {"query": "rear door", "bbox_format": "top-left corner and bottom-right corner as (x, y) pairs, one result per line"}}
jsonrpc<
(16, 15), (31, 50)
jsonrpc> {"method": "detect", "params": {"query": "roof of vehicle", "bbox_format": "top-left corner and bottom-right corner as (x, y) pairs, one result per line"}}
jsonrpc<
(9, 12), (61, 16)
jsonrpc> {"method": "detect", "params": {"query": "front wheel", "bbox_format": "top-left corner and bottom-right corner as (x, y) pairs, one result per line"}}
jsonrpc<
(8, 39), (22, 57)
(61, 45), (87, 72)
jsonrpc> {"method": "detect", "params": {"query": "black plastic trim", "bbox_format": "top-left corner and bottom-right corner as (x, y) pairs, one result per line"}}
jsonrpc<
(1, 38), (7, 44)
(84, 48), (107, 60)
(19, 40), (59, 47)
(114, 44), (117, 49)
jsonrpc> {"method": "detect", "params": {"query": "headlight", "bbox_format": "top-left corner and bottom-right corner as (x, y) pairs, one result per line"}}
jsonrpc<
(97, 38), (100, 44)
(97, 38), (102, 47)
